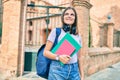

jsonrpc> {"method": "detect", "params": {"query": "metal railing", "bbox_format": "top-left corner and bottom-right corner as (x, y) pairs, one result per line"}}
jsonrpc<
(25, 4), (65, 46)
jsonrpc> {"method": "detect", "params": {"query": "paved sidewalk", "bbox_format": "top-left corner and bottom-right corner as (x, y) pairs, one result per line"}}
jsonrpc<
(86, 62), (120, 80)
(9, 72), (46, 80)
(1, 62), (120, 80)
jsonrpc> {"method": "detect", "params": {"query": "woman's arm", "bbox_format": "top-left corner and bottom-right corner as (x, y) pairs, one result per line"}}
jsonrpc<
(44, 40), (71, 64)
(43, 40), (57, 60)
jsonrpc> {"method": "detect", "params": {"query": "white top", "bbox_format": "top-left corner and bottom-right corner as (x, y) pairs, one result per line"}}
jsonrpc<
(47, 28), (82, 64)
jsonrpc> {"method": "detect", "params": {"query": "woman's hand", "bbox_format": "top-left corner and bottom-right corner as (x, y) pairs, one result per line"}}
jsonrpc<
(81, 77), (84, 80)
(59, 55), (71, 64)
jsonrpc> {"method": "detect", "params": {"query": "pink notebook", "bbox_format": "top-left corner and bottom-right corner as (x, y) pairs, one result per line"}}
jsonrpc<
(55, 40), (75, 56)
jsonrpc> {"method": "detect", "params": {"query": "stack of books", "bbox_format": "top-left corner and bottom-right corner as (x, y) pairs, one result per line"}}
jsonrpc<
(51, 33), (81, 65)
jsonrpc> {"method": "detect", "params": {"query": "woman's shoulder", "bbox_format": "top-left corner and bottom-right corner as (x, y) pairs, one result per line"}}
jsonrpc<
(50, 28), (63, 35)
(50, 28), (59, 33)
(75, 33), (82, 41)
(52, 27), (62, 31)
(74, 33), (81, 37)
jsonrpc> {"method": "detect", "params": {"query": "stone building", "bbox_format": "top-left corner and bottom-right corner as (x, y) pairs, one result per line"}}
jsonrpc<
(0, 0), (120, 79)
(90, 0), (120, 47)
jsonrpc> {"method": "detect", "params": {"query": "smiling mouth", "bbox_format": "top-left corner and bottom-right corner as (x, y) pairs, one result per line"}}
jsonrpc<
(66, 19), (72, 21)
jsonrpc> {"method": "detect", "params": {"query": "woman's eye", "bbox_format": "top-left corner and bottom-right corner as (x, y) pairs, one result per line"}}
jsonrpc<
(64, 13), (75, 16)
(71, 13), (75, 16)
(64, 13), (69, 16)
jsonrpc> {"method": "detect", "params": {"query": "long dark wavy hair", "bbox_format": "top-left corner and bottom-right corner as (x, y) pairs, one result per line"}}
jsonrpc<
(61, 7), (78, 35)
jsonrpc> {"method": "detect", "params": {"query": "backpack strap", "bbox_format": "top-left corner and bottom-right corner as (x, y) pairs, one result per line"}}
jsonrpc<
(53, 28), (61, 46)
(56, 28), (61, 38)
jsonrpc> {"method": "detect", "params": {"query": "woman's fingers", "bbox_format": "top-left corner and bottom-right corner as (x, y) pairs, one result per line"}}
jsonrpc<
(59, 55), (71, 64)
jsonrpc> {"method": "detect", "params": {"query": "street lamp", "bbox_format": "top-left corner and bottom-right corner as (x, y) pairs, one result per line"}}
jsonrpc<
(107, 14), (112, 22)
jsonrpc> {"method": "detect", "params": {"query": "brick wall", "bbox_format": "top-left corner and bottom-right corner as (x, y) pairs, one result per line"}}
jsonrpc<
(90, 0), (120, 47)
(87, 47), (120, 76)
(0, 0), (21, 77)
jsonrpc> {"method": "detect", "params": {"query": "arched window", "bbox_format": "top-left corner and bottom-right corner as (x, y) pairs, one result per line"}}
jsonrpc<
(28, 20), (33, 43)
(29, 20), (33, 26)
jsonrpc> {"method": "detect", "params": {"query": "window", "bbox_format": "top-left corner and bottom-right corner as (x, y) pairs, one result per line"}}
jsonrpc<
(29, 20), (33, 26)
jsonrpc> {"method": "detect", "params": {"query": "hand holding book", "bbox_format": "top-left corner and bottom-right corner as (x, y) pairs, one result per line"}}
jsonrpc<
(59, 55), (71, 64)
(51, 33), (82, 65)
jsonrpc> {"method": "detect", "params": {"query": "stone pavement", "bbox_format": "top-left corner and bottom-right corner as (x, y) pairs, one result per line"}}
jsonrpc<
(86, 62), (120, 80)
(1, 62), (120, 80)
(9, 72), (46, 80)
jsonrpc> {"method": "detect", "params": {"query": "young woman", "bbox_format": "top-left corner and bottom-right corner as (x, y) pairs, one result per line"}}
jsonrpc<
(44, 7), (84, 80)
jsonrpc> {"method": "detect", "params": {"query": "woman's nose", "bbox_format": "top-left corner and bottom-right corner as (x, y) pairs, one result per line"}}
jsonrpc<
(67, 14), (72, 17)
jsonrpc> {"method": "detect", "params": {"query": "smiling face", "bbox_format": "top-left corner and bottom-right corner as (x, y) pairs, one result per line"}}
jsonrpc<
(63, 9), (75, 27)
(61, 7), (77, 34)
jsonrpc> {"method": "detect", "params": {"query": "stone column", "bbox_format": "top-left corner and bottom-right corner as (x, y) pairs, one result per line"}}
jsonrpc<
(0, 0), (22, 77)
(72, 0), (92, 77)
(17, 0), (27, 76)
(105, 22), (114, 49)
